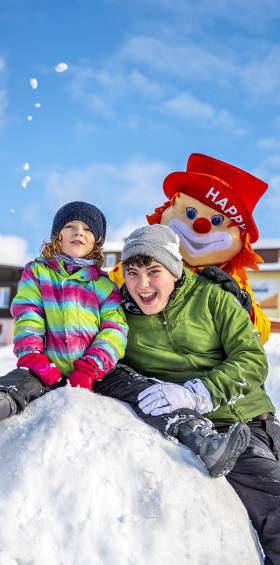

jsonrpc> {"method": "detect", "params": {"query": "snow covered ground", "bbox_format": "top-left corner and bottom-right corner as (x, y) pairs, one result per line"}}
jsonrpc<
(0, 336), (279, 565)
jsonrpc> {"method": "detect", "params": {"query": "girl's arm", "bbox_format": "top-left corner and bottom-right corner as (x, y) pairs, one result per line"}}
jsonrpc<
(84, 285), (128, 374)
(11, 263), (46, 358)
(12, 263), (61, 386)
(69, 284), (128, 389)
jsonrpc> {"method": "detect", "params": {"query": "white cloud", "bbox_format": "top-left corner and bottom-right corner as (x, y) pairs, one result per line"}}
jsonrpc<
(75, 120), (95, 138)
(257, 137), (280, 151)
(165, 92), (214, 120)
(43, 158), (169, 229)
(21, 202), (48, 235)
(69, 47), (245, 135)
(44, 169), (87, 204)
(164, 92), (247, 134)
(0, 89), (7, 127)
(258, 169), (280, 209)
(66, 28), (280, 134)
(119, 35), (235, 82)
(241, 47), (280, 99)
(66, 15), (280, 132)
(268, 173), (280, 199)
(69, 64), (164, 119)
(108, 216), (145, 242)
(256, 173), (280, 238)
(0, 56), (6, 73)
(133, 0), (280, 31)
(118, 33), (280, 103)
(0, 235), (29, 266)
(117, 160), (169, 206)
(254, 154), (280, 177)
(250, 155), (280, 234)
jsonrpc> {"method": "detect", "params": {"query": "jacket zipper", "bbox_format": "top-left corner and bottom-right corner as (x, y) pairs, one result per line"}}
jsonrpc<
(161, 309), (167, 326)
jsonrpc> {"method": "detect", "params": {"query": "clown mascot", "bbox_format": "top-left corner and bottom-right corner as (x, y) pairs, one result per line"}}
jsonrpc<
(148, 153), (270, 344)
(110, 153), (270, 344)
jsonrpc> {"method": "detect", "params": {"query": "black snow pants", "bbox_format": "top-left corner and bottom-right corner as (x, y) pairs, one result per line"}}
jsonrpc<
(223, 418), (280, 565)
(93, 364), (280, 565)
(0, 368), (66, 417)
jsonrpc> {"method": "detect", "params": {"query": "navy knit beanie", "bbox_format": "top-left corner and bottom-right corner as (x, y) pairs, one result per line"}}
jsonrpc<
(51, 201), (106, 242)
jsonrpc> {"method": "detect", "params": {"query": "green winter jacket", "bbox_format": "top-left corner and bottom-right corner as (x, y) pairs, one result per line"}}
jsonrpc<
(123, 268), (274, 427)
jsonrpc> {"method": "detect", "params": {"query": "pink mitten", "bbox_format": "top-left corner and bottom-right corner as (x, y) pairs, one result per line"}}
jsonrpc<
(68, 358), (104, 391)
(17, 353), (61, 386)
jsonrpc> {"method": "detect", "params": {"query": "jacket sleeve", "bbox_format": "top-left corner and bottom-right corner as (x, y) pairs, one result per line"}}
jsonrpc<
(200, 288), (268, 410)
(84, 285), (128, 374)
(11, 263), (46, 358)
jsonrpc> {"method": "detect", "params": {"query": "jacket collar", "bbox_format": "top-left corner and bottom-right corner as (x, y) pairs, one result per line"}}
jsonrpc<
(35, 256), (103, 281)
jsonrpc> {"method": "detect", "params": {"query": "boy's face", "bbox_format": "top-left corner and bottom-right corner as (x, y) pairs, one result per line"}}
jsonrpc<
(60, 220), (95, 258)
(124, 260), (177, 315)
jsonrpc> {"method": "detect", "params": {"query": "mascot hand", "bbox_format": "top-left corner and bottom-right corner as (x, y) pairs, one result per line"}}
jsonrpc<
(200, 266), (252, 314)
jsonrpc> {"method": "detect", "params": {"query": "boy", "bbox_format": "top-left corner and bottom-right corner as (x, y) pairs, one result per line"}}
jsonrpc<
(94, 224), (280, 564)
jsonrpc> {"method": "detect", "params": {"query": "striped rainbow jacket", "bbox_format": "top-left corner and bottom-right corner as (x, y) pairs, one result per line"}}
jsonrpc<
(11, 256), (128, 377)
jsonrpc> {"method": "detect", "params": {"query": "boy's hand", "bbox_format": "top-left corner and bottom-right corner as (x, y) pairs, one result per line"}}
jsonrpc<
(138, 380), (213, 416)
(17, 353), (61, 386)
(138, 382), (196, 416)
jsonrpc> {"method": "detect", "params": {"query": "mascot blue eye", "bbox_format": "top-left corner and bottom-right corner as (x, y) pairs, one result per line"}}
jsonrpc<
(186, 207), (197, 220)
(211, 214), (224, 226)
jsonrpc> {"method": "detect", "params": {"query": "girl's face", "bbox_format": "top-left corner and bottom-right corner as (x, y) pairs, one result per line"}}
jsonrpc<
(60, 220), (95, 258)
(124, 261), (177, 315)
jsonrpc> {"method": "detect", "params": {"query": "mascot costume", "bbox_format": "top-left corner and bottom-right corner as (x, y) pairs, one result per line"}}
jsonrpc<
(111, 153), (270, 344)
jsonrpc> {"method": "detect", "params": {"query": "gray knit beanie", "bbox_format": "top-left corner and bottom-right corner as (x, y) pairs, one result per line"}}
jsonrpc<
(51, 201), (106, 242)
(122, 224), (183, 279)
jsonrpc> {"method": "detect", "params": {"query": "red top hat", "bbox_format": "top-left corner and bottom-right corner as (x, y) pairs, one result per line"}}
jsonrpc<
(163, 153), (268, 243)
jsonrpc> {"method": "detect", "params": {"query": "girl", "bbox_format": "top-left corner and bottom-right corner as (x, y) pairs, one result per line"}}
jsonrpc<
(0, 201), (128, 420)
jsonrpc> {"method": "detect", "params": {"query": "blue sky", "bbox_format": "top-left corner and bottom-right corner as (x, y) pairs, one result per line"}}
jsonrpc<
(1, 0), (280, 264)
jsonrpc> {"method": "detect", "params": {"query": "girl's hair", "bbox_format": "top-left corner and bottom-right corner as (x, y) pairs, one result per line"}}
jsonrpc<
(40, 234), (104, 268)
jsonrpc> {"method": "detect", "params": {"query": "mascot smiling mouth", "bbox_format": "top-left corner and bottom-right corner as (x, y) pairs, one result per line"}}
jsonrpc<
(168, 218), (233, 257)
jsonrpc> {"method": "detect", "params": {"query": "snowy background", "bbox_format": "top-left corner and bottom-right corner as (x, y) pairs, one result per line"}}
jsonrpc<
(0, 335), (279, 565)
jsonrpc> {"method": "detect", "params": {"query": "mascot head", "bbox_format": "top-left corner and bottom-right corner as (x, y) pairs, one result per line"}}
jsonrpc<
(147, 153), (268, 269)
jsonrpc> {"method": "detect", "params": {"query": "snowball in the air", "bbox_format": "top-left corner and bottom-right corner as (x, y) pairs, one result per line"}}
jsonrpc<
(22, 163), (30, 171)
(55, 62), (68, 73)
(26, 115), (33, 121)
(21, 176), (32, 188)
(30, 78), (38, 89)
(10, 209), (15, 213)
(34, 103), (41, 108)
